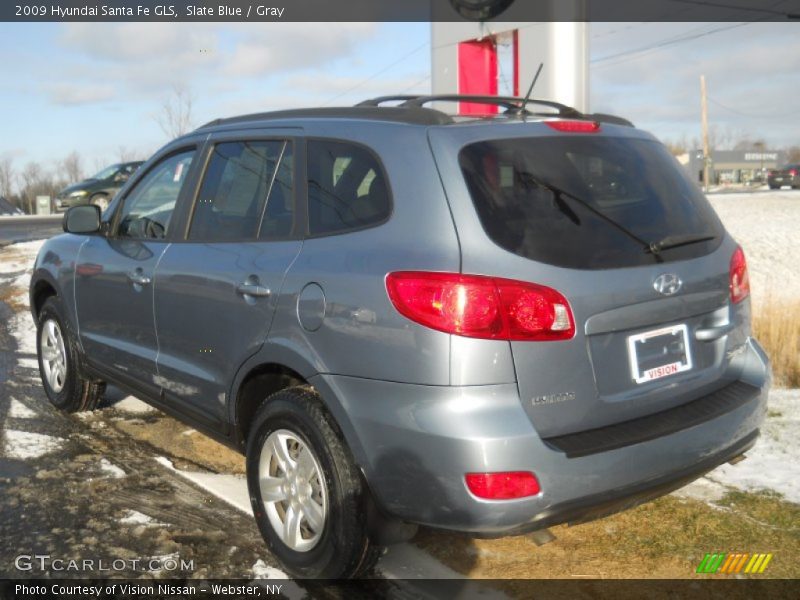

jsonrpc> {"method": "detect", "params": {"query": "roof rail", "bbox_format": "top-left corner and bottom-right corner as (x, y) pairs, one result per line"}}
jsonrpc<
(356, 95), (425, 107)
(197, 106), (454, 130)
(398, 94), (583, 117)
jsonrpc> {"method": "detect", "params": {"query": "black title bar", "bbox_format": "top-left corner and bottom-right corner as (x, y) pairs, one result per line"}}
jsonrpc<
(4, 0), (800, 22)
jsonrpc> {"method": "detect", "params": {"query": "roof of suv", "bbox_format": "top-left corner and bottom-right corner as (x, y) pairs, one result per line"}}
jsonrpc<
(197, 95), (635, 132)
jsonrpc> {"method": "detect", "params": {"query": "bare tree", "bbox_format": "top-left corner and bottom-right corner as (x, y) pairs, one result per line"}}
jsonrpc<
(19, 161), (60, 214)
(154, 85), (194, 139)
(733, 138), (768, 151)
(787, 146), (800, 164)
(664, 134), (690, 157)
(0, 156), (15, 200)
(61, 151), (84, 183)
(20, 161), (43, 214)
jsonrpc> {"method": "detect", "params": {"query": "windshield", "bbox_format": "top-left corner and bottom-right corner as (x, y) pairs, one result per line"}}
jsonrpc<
(89, 164), (122, 180)
(459, 136), (724, 269)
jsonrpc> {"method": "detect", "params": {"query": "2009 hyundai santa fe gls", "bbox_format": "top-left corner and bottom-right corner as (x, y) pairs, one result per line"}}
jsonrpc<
(30, 95), (770, 578)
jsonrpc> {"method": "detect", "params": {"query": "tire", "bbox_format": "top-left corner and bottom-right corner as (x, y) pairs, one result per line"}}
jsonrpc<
(90, 194), (109, 212)
(246, 386), (381, 579)
(769, 185), (779, 190)
(36, 296), (105, 413)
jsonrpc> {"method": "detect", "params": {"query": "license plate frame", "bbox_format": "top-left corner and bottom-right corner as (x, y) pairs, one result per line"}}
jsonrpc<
(627, 324), (692, 384)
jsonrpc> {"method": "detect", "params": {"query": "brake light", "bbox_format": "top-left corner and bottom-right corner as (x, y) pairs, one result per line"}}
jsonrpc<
(465, 472), (540, 500)
(385, 272), (575, 341)
(729, 246), (750, 304)
(545, 120), (601, 133)
(790, 169), (798, 177)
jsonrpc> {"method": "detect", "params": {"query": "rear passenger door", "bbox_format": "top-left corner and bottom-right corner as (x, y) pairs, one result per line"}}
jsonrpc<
(153, 136), (302, 428)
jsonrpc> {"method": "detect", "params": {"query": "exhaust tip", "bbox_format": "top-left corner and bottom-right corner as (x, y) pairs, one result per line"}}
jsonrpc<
(528, 528), (556, 546)
(728, 453), (747, 465)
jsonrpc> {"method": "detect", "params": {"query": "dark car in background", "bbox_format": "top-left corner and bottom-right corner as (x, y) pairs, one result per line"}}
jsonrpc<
(0, 196), (24, 215)
(55, 161), (143, 212)
(767, 164), (800, 189)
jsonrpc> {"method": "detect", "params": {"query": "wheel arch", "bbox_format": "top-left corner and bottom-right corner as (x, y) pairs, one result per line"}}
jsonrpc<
(228, 345), (367, 469)
(29, 271), (59, 321)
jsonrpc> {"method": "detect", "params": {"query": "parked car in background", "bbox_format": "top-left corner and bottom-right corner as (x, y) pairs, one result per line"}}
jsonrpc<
(30, 95), (769, 578)
(767, 164), (800, 189)
(55, 161), (143, 212)
(0, 196), (24, 215)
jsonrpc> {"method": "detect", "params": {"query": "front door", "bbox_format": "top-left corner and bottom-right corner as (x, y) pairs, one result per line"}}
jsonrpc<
(74, 149), (197, 396)
(154, 138), (301, 424)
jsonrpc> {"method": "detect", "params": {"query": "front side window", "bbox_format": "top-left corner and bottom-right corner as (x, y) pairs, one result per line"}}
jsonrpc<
(117, 150), (195, 240)
(307, 140), (390, 236)
(189, 140), (293, 242)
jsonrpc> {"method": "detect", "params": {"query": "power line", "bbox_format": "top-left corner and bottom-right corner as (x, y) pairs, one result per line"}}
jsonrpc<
(670, 0), (799, 19)
(592, 22), (754, 68)
(320, 41), (429, 107)
(398, 74), (431, 95)
(708, 95), (800, 118)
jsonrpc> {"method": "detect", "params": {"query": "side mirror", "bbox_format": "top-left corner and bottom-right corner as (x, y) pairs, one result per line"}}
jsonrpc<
(64, 205), (101, 234)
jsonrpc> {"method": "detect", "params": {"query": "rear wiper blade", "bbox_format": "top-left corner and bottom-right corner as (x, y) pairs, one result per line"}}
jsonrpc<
(518, 171), (660, 261)
(647, 233), (716, 254)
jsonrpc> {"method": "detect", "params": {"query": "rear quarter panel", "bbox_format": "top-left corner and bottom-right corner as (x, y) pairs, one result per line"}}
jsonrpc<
(268, 122), (463, 385)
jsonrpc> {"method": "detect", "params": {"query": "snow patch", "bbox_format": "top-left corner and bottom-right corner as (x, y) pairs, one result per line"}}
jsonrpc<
(675, 388), (800, 504)
(110, 395), (156, 414)
(251, 559), (290, 580)
(154, 456), (252, 515)
(17, 358), (39, 370)
(120, 510), (157, 525)
(99, 458), (126, 479)
(3, 429), (64, 459)
(251, 561), (307, 599)
(8, 398), (38, 419)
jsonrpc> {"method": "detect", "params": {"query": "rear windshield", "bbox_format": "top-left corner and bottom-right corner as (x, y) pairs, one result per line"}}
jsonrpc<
(459, 136), (724, 269)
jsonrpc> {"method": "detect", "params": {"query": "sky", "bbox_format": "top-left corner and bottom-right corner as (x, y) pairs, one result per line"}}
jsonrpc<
(0, 20), (798, 179)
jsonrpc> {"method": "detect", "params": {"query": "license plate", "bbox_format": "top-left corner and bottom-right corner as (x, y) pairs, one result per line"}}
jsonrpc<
(627, 324), (692, 384)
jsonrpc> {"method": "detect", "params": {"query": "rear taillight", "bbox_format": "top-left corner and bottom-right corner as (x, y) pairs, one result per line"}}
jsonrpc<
(790, 169), (798, 177)
(544, 120), (601, 133)
(465, 472), (540, 500)
(729, 246), (750, 304)
(385, 272), (575, 341)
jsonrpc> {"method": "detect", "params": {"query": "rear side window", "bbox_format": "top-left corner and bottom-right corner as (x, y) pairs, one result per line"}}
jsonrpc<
(307, 140), (390, 236)
(459, 136), (724, 269)
(189, 140), (293, 242)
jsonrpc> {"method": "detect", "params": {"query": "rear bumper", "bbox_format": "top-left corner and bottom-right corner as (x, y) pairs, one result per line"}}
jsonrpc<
(768, 176), (799, 187)
(312, 337), (769, 535)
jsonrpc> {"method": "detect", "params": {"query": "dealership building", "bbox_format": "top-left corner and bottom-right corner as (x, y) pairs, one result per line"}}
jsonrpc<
(679, 149), (788, 185)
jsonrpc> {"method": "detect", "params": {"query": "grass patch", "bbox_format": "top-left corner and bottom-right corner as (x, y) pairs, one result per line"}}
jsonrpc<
(753, 297), (800, 387)
(414, 493), (800, 584)
(716, 489), (800, 531)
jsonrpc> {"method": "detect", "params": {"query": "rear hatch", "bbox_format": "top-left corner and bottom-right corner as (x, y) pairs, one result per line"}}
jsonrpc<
(770, 164), (798, 182)
(430, 122), (747, 439)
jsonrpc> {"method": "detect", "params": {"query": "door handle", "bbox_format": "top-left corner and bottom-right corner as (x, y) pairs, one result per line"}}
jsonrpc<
(236, 282), (271, 298)
(127, 270), (152, 286)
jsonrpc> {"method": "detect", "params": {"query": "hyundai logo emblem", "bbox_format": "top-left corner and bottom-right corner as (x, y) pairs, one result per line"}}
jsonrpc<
(653, 274), (683, 296)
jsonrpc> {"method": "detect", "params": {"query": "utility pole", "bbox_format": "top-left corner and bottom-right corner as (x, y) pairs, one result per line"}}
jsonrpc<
(701, 75), (711, 192)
